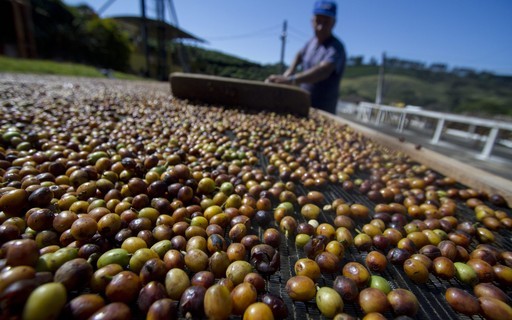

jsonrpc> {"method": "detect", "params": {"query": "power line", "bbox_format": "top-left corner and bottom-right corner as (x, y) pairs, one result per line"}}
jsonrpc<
(203, 24), (281, 41)
(207, 34), (278, 42)
(286, 31), (308, 44)
(288, 25), (309, 39)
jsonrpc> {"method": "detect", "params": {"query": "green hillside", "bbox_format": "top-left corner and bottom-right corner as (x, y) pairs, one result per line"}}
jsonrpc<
(340, 68), (512, 117)
(341, 74), (448, 109)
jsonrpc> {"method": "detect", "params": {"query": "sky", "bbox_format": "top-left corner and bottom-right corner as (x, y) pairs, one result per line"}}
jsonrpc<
(62, 0), (512, 75)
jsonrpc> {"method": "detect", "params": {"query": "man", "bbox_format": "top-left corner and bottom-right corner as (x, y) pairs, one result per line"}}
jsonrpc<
(266, 1), (346, 114)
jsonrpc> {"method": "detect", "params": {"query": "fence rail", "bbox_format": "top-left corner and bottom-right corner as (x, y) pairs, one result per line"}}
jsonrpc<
(338, 101), (512, 160)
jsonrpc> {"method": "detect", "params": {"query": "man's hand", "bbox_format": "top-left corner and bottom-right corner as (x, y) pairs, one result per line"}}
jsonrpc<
(265, 74), (292, 84)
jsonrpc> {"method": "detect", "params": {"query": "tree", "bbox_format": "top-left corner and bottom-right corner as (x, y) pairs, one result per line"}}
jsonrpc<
(31, 0), (75, 60)
(83, 18), (132, 71)
(348, 56), (364, 66)
(30, 0), (132, 71)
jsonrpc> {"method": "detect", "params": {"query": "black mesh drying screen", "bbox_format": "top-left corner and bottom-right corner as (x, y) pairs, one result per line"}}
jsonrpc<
(253, 151), (512, 320)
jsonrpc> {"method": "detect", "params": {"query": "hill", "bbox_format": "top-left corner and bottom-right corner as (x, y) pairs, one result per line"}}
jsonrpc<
(340, 70), (512, 117)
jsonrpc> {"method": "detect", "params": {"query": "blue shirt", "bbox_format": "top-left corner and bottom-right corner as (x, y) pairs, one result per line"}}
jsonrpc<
(298, 36), (346, 113)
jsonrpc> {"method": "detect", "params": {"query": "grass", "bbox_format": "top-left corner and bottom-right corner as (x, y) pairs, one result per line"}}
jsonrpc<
(0, 55), (145, 80)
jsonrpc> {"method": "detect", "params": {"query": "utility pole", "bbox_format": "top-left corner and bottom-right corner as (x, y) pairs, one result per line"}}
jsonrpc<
(156, 0), (167, 80)
(279, 20), (287, 74)
(140, 0), (150, 77)
(375, 51), (386, 104)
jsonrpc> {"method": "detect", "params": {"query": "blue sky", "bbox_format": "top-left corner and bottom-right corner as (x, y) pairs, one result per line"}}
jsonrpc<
(63, 0), (512, 75)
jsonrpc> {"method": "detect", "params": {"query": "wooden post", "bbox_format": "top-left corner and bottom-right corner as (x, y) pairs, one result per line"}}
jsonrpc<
(479, 127), (499, 160)
(432, 118), (445, 144)
(12, 0), (27, 58)
(280, 20), (287, 74)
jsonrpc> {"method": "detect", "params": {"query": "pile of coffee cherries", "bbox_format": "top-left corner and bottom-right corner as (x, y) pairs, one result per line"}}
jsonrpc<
(0, 74), (511, 320)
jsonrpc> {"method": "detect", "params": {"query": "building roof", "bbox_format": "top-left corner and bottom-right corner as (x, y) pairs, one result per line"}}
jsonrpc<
(112, 16), (205, 43)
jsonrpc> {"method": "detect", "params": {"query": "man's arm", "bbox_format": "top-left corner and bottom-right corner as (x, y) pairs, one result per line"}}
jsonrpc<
(266, 57), (335, 86)
(293, 60), (335, 84)
(265, 52), (303, 84)
(283, 52), (302, 77)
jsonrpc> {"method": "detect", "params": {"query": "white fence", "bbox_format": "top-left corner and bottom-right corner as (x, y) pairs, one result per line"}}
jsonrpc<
(337, 101), (512, 160)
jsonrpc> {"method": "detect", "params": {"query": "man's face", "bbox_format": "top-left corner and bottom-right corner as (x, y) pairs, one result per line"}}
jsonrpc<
(312, 14), (335, 41)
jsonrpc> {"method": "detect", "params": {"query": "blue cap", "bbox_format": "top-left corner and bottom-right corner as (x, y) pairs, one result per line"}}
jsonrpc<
(313, 1), (337, 18)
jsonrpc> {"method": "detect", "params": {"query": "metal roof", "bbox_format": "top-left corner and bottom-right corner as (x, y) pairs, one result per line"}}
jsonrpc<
(112, 16), (205, 43)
